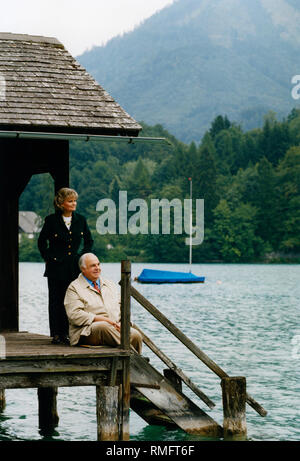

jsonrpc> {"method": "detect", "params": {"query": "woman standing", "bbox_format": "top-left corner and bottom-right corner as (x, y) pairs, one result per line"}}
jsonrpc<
(38, 188), (93, 344)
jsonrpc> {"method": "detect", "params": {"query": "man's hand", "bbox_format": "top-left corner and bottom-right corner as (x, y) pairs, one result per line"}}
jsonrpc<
(93, 316), (120, 331)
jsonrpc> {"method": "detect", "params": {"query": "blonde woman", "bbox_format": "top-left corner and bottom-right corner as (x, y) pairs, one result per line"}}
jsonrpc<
(38, 188), (93, 344)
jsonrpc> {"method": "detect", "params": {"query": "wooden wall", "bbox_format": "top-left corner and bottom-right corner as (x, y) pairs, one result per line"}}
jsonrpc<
(0, 138), (69, 331)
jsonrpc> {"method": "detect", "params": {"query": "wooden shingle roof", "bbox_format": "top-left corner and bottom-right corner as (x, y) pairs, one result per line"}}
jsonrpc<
(0, 33), (142, 136)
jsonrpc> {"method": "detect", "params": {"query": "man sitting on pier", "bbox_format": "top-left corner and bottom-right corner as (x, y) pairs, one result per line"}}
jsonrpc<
(64, 253), (142, 353)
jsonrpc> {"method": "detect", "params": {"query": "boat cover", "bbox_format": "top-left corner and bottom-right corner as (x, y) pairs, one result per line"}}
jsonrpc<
(136, 269), (205, 284)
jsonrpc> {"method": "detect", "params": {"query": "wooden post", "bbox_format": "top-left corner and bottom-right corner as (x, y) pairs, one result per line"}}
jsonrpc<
(0, 141), (19, 331)
(0, 389), (6, 411)
(120, 260), (131, 441)
(0, 138), (69, 333)
(37, 387), (59, 434)
(0, 193), (19, 331)
(96, 385), (119, 441)
(221, 376), (247, 438)
(49, 140), (69, 192)
(121, 260), (131, 350)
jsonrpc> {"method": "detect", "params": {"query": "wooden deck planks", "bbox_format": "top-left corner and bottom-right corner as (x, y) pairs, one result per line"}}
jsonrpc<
(1, 332), (129, 359)
(0, 332), (130, 389)
(0, 332), (131, 440)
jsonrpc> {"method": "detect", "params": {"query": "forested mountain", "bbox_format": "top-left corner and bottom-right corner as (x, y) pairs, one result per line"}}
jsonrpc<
(20, 109), (300, 264)
(78, 0), (300, 143)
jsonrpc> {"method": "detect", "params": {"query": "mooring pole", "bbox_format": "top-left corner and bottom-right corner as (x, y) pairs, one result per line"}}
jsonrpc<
(37, 387), (59, 435)
(221, 376), (247, 439)
(96, 385), (119, 441)
(0, 389), (5, 411)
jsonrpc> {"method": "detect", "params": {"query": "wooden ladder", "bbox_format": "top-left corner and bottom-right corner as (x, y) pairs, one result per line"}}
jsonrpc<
(130, 352), (222, 436)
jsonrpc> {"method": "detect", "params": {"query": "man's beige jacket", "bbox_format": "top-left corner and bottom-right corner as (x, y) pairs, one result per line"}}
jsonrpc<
(64, 273), (121, 346)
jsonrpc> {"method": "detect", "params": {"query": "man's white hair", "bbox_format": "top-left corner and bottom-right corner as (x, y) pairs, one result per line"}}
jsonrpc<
(78, 253), (98, 270)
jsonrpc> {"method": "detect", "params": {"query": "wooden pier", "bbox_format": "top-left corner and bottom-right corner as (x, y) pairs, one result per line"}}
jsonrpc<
(0, 260), (267, 440)
(0, 331), (131, 439)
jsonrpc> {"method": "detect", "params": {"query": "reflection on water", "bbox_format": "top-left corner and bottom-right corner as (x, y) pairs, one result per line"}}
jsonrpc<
(0, 262), (299, 441)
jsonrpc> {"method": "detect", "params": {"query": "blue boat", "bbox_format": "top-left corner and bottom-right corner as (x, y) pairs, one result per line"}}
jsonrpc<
(136, 180), (205, 285)
(136, 268), (205, 284)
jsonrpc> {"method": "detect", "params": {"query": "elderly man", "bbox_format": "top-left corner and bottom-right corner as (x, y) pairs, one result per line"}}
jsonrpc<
(64, 253), (142, 353)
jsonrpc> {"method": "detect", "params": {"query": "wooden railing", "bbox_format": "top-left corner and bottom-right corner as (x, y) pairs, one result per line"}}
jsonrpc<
(120, 260), (267, 437)
(130, 284), (267, 417)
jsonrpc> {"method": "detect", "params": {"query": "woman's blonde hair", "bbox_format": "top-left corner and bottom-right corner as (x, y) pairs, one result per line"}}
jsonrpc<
(54, 187), (78, 211)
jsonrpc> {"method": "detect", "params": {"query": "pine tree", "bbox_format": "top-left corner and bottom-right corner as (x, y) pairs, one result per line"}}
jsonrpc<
(192, 144), (218, 226)
(209, 115), (231, 139)
(277, 147), (300, 252)
(126, 158), (152, 201)
(255, 157), (278, 250)
(214, 129), (234, 175)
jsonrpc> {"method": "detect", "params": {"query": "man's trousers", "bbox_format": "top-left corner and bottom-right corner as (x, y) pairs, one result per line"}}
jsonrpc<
(79, 321), (143, 354)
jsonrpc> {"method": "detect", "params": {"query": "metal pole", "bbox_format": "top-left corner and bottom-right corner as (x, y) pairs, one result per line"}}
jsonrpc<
(189, 178), (192, 272)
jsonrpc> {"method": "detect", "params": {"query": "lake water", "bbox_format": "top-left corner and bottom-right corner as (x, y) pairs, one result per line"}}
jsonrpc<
(0, 262), (299, 441)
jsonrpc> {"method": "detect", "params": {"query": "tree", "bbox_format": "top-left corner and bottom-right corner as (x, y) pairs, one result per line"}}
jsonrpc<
(258, 116), (291, 166)
(19, 235), (43, 262)
(209, 115), (231, 139)
(192, 144), (218, 226)
(268, 121), (291, 165)
(240, 130), (260, 168)
(125, 158), (152, 201)
(109, 175), (123, 204)
(213, 200), (264, 262)
(184, 141), (198, 178)
(277, 147), (300, 252)
(288, 109), (300, 145)
(255, 157), (278, 250)
(214, 129), (234, 175)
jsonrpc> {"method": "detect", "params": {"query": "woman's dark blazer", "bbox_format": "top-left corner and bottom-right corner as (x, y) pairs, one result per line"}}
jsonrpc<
(38, 211), (94, 281)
